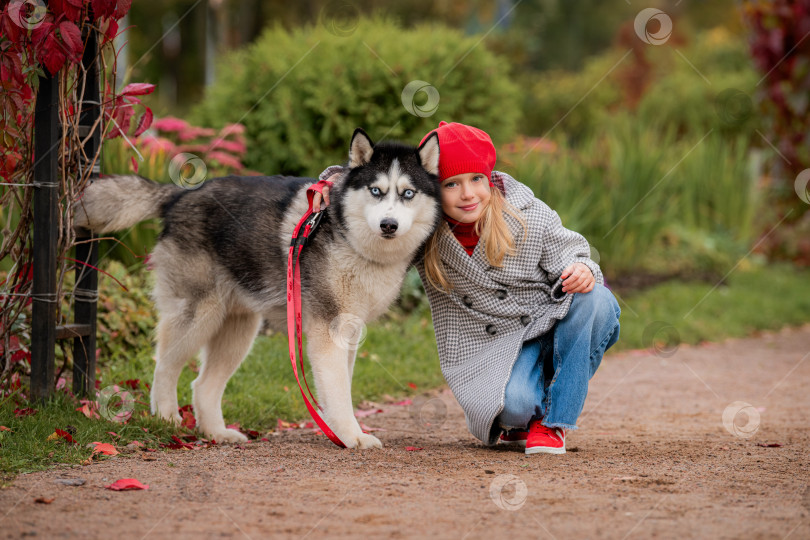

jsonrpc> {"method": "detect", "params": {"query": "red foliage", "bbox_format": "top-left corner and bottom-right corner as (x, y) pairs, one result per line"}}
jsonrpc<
(743, 0), (810, 174)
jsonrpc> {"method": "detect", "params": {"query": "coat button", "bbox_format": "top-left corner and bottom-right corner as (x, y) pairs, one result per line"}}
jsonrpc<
(462, 295), (473, 307)
(485, 324), (497, 335)
(495, 289), (507, 300)
(520, 315), (531, 326)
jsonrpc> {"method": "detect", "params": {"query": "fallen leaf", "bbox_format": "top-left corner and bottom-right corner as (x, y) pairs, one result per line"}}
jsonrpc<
(0, 426), (11, 432)
(160, 435), (193, 450)
(34, 497), (54, 504)
(105, 478), (149, 491)
(180, 410), (196, 430)
(354, 408), (384, 418)
(107, 431), (120, 438)
(405, 446), (423, 451)
(13, 407), (36, 417)
(91, 442), (119, 456)
(50, 429), (75, 444)
(358, 422), (385, 432)
(392, 399), (412, 406)
(141, 453), (158, 461)
(407, 382), (418, 389)
(756, 442), (782, 448)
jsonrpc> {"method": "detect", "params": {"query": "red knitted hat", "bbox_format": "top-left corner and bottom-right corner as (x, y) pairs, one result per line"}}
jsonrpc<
(419, 121), (496, 182)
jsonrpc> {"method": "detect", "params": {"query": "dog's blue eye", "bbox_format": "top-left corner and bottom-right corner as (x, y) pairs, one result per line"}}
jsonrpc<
(402, 189), (415, 200)
(370, 187), (381, 196)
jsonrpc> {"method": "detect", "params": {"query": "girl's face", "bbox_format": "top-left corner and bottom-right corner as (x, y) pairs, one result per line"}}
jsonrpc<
(440, 172), (491, 223)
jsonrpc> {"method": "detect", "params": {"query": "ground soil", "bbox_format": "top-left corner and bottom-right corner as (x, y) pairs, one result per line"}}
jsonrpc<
(2, 324), (809, 539)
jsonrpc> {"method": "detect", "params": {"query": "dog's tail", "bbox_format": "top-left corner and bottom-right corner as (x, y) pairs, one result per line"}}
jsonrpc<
(74, 175), (181, 233)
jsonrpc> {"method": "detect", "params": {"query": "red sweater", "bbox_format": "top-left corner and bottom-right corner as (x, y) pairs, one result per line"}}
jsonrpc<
(445, 216), (480, 256)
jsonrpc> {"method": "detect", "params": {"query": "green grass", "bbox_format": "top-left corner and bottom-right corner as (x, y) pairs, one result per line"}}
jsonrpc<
(2, 261), (810, 478)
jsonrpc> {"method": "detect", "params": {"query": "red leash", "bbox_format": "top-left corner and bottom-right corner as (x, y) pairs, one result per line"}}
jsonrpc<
(286, 179), (346, 448)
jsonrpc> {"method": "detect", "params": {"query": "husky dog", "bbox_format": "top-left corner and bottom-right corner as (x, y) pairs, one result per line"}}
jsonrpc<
(75, 129), (441, 449)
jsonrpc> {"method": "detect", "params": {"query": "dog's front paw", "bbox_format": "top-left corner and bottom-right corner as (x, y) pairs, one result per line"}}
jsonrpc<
(208, 428), (248, 444)
(344, 432), (383, 449)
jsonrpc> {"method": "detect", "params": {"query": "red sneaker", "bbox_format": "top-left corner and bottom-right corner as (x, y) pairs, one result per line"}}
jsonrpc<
(499, 429), (529, 447)
(525, 420), (565, 455)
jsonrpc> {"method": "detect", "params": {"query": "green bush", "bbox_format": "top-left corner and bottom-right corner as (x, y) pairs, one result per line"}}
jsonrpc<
(501, 114), (760, 280)
(192, 17), (523, 176)
(522, 28), (758, 141)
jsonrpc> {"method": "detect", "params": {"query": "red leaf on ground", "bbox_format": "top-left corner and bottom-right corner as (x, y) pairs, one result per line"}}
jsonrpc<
(407, 382), (418, 389)
(13, 407), (36, 417)
(159, 435), (193, 450)
(405, 446), (424, 451)
(105, 478), (149, 491)
(358, 422), (385, 432)
(392, 399), (412, 406)
(91, 442), (119, 456)
(226, 423), (241, 430)
(34, 497), (55, 504)
(354, 408), (384, 418)
(756, 442), (782, 448)
(0, 426), (11, 431)
(246, 430), (260, 440)
(55, 429), (75, 444)
(120, 379), (140, 390)
(180, 410), (196, 430)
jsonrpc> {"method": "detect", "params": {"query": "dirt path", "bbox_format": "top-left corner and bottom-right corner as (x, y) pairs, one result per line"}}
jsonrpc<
(3, 324), (810, 539)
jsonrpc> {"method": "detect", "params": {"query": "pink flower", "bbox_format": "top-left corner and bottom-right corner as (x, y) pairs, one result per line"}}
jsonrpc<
(207, 151), (244, 170)
(152, 116), (189, 132)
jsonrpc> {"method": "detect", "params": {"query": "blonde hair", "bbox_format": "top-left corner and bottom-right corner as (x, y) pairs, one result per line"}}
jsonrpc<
(424, 186), (526, 293)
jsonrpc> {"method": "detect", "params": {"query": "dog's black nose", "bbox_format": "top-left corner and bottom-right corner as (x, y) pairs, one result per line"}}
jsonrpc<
(380, 218), (398, 235)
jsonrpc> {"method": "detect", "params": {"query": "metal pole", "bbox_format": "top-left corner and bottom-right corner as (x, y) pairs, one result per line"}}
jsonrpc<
(30, 72), (59, 402)
(73, 24), (100, 396)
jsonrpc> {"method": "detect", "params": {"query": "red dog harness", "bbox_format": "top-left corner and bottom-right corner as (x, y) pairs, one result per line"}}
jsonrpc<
(286, 179), (346, 447)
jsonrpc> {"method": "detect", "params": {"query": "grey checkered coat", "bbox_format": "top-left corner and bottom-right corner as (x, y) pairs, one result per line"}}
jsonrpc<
(319, 167), (603, 445)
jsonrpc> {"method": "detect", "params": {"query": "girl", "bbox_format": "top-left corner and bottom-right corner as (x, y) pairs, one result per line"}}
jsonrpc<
(314, 121), (621, 455)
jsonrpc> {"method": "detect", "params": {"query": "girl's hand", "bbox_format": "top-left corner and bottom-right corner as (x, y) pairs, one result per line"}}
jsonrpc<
(561, 262), (594, 294)
(312, 173), (340, 212)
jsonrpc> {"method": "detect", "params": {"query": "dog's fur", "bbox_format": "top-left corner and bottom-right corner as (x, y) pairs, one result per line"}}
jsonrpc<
(75, 129), (441, 448)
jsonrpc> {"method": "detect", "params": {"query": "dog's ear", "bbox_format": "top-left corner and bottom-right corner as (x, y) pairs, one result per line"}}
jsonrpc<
(349, 128), (374, 168)
(417, 132), (440, 176)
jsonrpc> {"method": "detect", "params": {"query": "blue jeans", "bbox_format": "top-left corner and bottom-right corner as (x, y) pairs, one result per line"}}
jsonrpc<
(498, 283), (621, 431)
